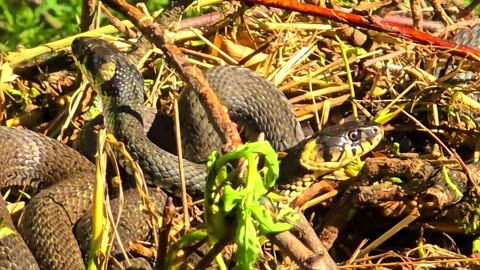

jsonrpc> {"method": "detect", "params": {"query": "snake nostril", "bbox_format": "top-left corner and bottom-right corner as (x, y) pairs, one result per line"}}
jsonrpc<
(371, 125), (381, 135)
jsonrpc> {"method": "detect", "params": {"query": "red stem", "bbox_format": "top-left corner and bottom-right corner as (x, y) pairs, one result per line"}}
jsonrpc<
(243, 0), (480, 61)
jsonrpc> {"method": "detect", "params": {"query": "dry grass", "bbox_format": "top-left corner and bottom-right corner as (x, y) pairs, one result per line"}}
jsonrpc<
(3, 1), (480, 269)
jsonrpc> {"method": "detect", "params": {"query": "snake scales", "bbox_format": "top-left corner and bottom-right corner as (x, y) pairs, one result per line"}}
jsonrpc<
(0, 37), (382, 269)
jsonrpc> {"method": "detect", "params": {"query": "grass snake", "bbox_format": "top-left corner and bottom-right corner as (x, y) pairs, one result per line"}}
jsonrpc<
(0, 37), (383, 269)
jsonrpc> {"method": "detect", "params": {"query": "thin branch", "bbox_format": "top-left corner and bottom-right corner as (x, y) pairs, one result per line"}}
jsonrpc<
(80, 0), (96, 32)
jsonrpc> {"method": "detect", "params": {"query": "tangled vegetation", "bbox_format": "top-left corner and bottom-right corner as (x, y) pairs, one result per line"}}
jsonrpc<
(4, 0), (480, 269)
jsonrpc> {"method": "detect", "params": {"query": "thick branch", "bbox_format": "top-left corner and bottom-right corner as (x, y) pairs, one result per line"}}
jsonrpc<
(101, 0), (242, 152)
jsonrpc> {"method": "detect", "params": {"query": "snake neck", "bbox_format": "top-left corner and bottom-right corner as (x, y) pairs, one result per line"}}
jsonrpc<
(99, 58), (146, 135)
(101, 95), (145, 134)
(103, 108), (207, 195)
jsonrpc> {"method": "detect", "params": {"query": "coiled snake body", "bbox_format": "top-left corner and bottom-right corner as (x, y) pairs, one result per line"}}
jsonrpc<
(0, 37), (383, 269)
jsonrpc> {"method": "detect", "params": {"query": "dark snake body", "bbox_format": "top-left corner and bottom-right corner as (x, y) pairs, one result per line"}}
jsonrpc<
(0, 37), (382, 269)
(0, 192), (39, 270)
(0, 127), (166, 270)
(71, 37), (305, 196)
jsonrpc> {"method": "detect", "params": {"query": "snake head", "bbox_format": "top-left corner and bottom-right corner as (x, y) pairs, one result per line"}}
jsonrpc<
(300, 121), (384, 174)
(71, 37), (120, 92)
(71, 37), (145, 107)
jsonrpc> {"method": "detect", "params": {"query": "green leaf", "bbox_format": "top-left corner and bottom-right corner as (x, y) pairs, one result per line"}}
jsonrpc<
(203, 141), (295, 269)
(375, 105), (404, 124)
(250, 205), (293, 235)
(251, 173), (267, 199)
(206, 151), (218, 172)
(392, 142), (401, 156)
(223, 185), (246, 212)
(473, 238), (480, 254)
(0, 1), (14, 30)
(258, 142), (279, 188)
(389, 177), (403, 184)
(236, 209), (258, 270)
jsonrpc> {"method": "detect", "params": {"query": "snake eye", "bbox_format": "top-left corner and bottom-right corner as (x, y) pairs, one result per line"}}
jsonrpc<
(348, 130), (360, 141)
